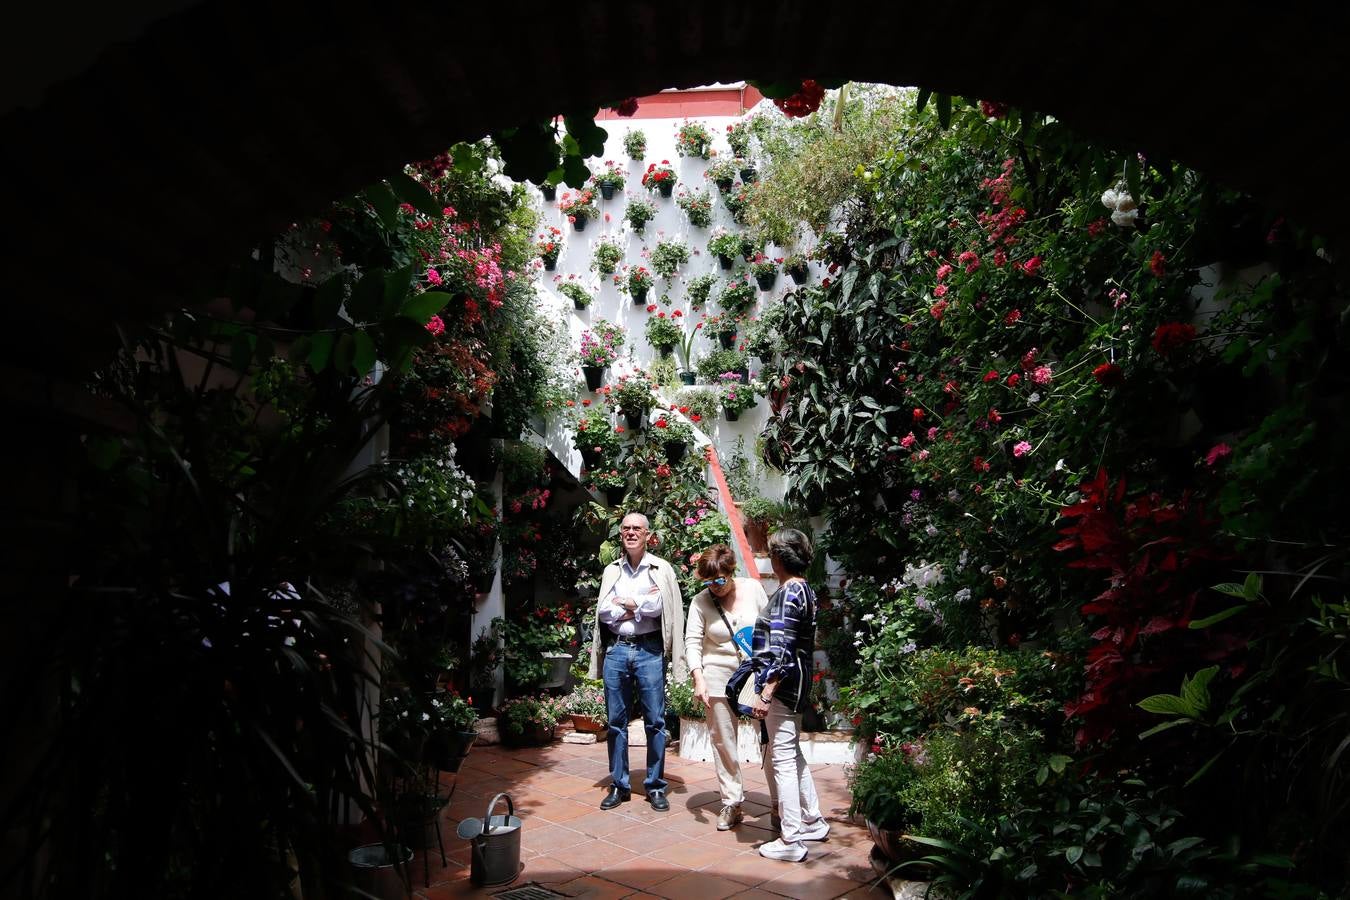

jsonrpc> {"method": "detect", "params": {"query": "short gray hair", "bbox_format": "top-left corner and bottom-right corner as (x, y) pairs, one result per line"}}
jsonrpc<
(768, 528), (813, 576)
(621, 511), (650, 530)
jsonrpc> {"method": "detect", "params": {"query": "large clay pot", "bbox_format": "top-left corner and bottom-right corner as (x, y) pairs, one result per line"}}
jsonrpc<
(570, 714), (604, 733)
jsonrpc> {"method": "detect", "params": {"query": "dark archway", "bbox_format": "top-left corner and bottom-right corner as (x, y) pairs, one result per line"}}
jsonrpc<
(4, 2), (1348, 374)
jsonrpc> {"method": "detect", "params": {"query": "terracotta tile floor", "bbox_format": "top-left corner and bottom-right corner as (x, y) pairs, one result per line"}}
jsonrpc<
(408, 738), (887, 899)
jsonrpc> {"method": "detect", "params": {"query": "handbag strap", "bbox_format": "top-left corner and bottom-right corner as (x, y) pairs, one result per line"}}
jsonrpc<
(710, 591), (747, 662)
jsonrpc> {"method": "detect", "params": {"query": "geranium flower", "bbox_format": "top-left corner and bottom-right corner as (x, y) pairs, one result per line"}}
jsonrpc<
(1204, 443), (1232, 466)
(1013, 440), (1032, 458)
(1021, 256), (1043, 276)
(900, 432), (917, 449)
(1150, 250), (1167, 278)
(424, 315), (445, 336)
(983, 370), (999, 383)
(1092, 362), (1123, 386)
(1031, 365), (1053, 386)
(1152, 322), (1196, 354)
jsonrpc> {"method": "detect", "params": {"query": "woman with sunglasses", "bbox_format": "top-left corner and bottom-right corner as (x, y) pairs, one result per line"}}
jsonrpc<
(683, 544), (770, 831)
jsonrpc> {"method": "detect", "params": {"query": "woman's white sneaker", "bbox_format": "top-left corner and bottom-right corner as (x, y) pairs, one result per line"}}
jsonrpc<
(799, 818), (831, 841)
(758, 838), (807, 862)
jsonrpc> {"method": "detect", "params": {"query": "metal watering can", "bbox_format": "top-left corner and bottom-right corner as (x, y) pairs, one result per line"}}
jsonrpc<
(454, 792), (522, 886)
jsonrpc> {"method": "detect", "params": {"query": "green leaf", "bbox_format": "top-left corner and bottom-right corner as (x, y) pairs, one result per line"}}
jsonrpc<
(1212, 582), (1247, 598)
(364, 182), (399, 229)
(1242, 571), (1262, 601)
(1184, 746), (1226, 787)
(1188, 606), (1248, 629)
(1139, 718), (1187, 740)
(1138, 694), (1195, 717)
(1048, 754), (1071, 774)
(1065, 846), (1084, 865)
(560, 151), (591, 189)
(346, 268), (386, 323)
(915, 88), (932, 114)
(401, 291), (452, 323)
(564, 113), (608, 158)
(936, 93), (952, 129)
(352, 330), (377, 376)
(1181, 666), (1219, 714)
(388, 171), (442, 219)
(332, 333), (356, 374)
(307, 332), (333, 371)
(382, 266), (414, 319)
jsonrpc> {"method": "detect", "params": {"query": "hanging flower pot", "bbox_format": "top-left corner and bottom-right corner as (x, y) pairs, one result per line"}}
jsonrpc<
(606, 484), (628, 507)
(755, 271), (778, 291)
(544, 258), (557, 272)
(540, 184), (557, 202)
(581, 365), (605, 392)
(714, 177), (733, 193)
(678, 371), (697, 386)
(664, 441), (688, 466)
(471, 569), (495, 595)
(718, 254), (735, 271)
(574, 298), (588, 311)
(624, 411), (646, 432)
(656, 343), (674, 359)
(424, 730), (478, 772)
(632, 286), (649, 305)
(598, 182), (616, 201)
(657, 181), (674, 198)
(787, 264), (809, 285)
(580, 447), (603, 470)
(739, 165), (757, 183)
(572, 216), (588, 233)
(718, 332), (737, 350)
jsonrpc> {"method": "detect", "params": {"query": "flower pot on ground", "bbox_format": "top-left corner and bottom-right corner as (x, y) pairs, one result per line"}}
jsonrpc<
(581, 366), (605, 392)
(562, 682), (606, 731)
(540, 651), (573, 689)
(499, 695), (563, 747)
(866, 819), (929, 866)
(570, 714), (604, 733)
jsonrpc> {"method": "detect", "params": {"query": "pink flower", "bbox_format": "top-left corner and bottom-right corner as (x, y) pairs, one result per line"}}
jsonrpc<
(424, 315), (445, 336)
(1021, 256), (1042, 277)
(1013, 441), (1032, 458)
(684, 516), (697, 525)
(934, 284), (949, 298)
(900, 432), (917, 449)
(1031, 365), (1053, 386)
(927, 426), (939, 441)
(915, 449), (930, 461)
(426, 268), (443, 286)
(1205, 443), (1232, 466)
(936, 263), (953, 282)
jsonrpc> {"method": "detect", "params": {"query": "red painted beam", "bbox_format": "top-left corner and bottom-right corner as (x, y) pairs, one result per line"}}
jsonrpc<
(703, 444), (761, 581)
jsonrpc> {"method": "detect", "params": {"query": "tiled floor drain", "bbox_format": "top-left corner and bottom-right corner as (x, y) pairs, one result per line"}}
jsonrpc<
(492, 884), (564, 900)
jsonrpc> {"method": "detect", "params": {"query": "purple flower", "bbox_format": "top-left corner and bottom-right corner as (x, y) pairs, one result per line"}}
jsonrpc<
(910, 489), (922, 501)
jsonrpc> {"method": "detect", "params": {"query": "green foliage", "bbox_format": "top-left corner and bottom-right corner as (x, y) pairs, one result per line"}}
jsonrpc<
(676, 386), (719, 424)
(624, 197), (657, 232)
(674, 120), (714, 159)
(685, 272), (718, 308)
(557, 280), (592, 308)
(676, 189), (714, 228)
(623, 129), (646, 160)
(590, 237), (623, 275)
(696, 349), (747, 382)
(649, 239), (690, 278)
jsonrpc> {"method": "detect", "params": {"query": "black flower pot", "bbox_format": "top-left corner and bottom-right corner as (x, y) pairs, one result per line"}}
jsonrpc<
(658, 181), (674, 198)
(424, 730), (478, 772)
(573, 215), (588, 232)
(599, 182), (616, 200)
(624, 411), (646, 432)
(787, 264), (809, 285)
(715, 178), (733, 193)
(718, 254), (734, 271)
(664, 441), (688, 465)
(582, 365), (605, 392)
(740, 166), (757, 183)
(724, 408), (740, 422)
(755, 272), (778, 291)
(544, 258), (557, 271)
(580, 447), (603, 470)
(574, 298), (589, 311)
(657, 343), (674, 359)
(540, 184), (557, 201)
(678, 371), (697, 386)
(606, 485), (628, 507)
(471, 570), (495, 594)
(718, 332), (737, 350)
(632, 287), (649, 305)
(631, 222), (645, 235)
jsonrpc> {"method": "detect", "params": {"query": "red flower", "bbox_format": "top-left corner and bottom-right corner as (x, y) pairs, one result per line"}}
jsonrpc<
(1020, 348), (1038, 371)
(929, 299), (949, 320)
(972, 456), (991, 473)
(655, 419), (668, 428)
(912, 408), (925, 421)
(1092, 362), (1124, 386)
(614, 97), (639, 116)
(1150, 250), (1167, 278)
(1006, 373), (1021, 387)
(982, 370), (999, 383)
(1204, 443), (1232, 466)
(1003, 309), (1022, 326)
(1088, 218), (1107, 237)
(1151, 322), (1196, 355)
(979, 100), (1008, 119)
(689, 413), (702, 423)
(773, 79), (826, 118)
(646, 304), (658, 313)
(1021, 255), (1043, 277)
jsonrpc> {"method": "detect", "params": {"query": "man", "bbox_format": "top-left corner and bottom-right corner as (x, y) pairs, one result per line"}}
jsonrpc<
(587, 512), (686, 811)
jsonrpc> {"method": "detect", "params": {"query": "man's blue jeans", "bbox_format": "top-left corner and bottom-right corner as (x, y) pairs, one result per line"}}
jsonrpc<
(602, 634), (668, 793)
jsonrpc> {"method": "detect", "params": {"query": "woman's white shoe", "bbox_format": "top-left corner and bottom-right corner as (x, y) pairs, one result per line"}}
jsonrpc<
(758, 838), (807, 862)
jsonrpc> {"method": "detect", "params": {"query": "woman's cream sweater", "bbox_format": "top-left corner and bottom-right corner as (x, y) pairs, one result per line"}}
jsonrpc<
(684, 577), (769, 693)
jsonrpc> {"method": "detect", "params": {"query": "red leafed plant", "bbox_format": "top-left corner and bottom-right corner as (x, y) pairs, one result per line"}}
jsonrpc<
(1054, 469), (1238, 749)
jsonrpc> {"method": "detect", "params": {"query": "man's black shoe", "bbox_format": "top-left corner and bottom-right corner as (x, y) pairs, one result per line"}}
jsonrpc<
(647, 790), (670, 811)
(600, 786), (631, 810)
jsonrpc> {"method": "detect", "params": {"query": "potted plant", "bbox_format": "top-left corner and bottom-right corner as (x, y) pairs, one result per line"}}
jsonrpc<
(744, 304), (787, 363)
(623, 128), (647, 161)
(616, 265), (655, 304)
(563, 682), (607, 733)
(579, 318), (624, 390)
(750, 254), (781, 291)
(572, 406), (622, 468)
(811, 230), (851, 267)
(685, 272), (717, 310)
(498, 696), (561, 747)
(648, 239), (690, 280)
(675, 386), (719, 427)
(422, 690), (480, 772)
(737, 157), (757, 182)
(557, 279), (592, 311)
(539, 180), (557, 202)
(723, 183), (753, 225)
(588, 467), (629, 507)
(590, 237), (623, 276)
(645, 310), (684, 358)
(701, 312), (740, 350)
(705, 158), (739, 194)
(559, 188), (599, 231)
(591, 160), (626, 200)
(624, 196), (657, 234)
(676, 189), (714, 229)
(720, 276), (757, 313)
(738, 496), (779, 555)
(848, 746), (925, 864)
(653, 411), (694, 465)
(676, 321), (700, 385)
(536, 226), (563, 271)
(608, 369), (656, 431)
(641, 160), (677, 197)
(726, 120), (754, 159)
(377, 690), (429, 764)
(718, 375), (759, 422)
(707, 229), (742, 270)
(696, 348), (748, 385)
(784, 252), (810, 284)
(675, 120), (715, 159)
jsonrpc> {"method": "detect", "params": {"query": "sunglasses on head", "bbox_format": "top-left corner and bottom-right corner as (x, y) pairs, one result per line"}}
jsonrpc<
(701, 577), (727, 587)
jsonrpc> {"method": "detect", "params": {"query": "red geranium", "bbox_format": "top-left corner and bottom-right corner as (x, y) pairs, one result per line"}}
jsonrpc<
(773, 79), (826, 118)
(1151, 322), (1196, 355)
(1092, 362), (1124, 386)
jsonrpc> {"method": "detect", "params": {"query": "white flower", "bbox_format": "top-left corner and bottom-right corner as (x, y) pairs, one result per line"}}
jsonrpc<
(925, 524), (939, 537)
(1055, 458), (1066, 472)
(422, 712), (431, 722)
(954, 587), (972, 604)
(861, 614), (874, 623)
(1029, 392), (1041, 403)
(1111, 207), (1139, 227)
(1100, 189), (1119, 209)
(1112, 191), (1137, 213)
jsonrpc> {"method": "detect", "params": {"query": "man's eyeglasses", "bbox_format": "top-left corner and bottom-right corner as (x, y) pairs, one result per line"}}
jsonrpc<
(700, 577), (727, 587)
(619, 526), (647, 534)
